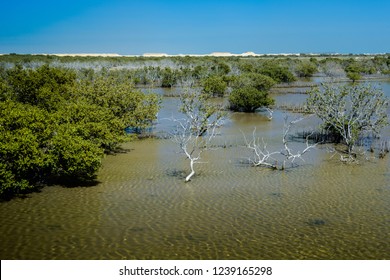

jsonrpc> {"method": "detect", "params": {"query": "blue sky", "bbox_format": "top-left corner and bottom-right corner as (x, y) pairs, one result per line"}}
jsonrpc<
(1, 0), (389, 54)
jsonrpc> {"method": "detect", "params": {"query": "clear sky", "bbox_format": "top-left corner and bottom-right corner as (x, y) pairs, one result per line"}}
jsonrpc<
(1, 0), (389, 55)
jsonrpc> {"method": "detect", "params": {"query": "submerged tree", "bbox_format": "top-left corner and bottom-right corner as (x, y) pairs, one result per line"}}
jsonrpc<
(179, 88), (225, 137)
(345, 61), (363, 83)
(229, 73), (275, 113)
(257, 62), (296, 83)
(243, 116), (317, 169)
(306, 83), (388, 159)
(169, 88), (224, 182)
(229, 86), (274, 113)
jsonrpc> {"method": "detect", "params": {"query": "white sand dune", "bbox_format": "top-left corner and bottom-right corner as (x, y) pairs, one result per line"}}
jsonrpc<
(1, 52), (309, 57)
(51, 53), (122, 57)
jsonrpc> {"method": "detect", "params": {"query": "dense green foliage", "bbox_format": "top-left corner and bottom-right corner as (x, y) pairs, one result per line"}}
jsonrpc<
(201, 75), (227, 97)
(161, 67), (178, 87)
(0, 65), (160, 197)
(4, 64), (76, 111)
(345, 60), (363, 82)
(229, 73), (275, 112)
(257, 64), (296, 83)
(231, 73), (276, 91)
(229, 86), (274, 112)
(296, 61), (318, 77)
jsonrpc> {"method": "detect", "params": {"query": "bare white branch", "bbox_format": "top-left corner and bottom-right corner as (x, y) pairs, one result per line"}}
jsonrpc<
(281, 116), (317, 163)
(265, 107), (273, 120)
(167, 88), (225, 182)
(242, 128), (280, 168)
(243, 116), (317, 169)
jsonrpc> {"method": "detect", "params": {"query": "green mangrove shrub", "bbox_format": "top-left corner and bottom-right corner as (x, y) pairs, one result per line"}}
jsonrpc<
(0, 65), (160, 197)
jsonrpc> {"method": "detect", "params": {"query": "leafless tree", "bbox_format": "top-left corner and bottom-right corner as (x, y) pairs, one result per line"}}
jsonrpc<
(168, 87), (225, 181)
(179, 87), (225, 137)
(242, 127), (280, 169)
(243, 116), (317, 169)
(144, 68), (161, 87)
(281, 117), (318, 163)
(170, 117), (221, 181)
(320, 60), (346, 79)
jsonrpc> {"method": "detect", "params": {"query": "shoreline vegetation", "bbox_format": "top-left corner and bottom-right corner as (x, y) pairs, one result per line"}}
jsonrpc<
(1, 53), (389, 87)
(1, 53), (389, 199)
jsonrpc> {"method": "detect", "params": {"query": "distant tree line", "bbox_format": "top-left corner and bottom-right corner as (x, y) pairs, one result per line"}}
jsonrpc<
(1, 54), (389, 85)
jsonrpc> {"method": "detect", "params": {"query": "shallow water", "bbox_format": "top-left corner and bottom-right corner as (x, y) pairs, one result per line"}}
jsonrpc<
(1, 82), (389, 260)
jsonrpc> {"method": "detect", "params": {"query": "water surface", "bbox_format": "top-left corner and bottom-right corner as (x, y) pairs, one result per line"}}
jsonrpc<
(1, 82), (389, 260)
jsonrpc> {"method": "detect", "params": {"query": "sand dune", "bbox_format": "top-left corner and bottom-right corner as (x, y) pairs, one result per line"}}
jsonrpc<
(2, 52), (308, 57)
(51, 53), (122, 57)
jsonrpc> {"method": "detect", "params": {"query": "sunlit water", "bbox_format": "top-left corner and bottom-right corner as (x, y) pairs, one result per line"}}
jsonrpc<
(1, 81), (389, 260)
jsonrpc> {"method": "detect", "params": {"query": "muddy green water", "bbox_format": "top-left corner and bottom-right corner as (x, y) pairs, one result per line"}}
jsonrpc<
(1, 83), (389, 260)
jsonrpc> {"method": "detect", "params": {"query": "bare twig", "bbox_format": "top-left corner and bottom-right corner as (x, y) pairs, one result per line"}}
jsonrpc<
(281, 116), (318, 163)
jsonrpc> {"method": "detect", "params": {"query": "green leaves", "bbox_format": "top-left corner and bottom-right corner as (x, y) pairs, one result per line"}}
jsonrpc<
(5, 64), (76, 111)
(257, 62), (296, 83)
(161, 67), (178, 87)
(231, 73), (275, 91)
(49, 127), (103, 180)
(228, 73), (275, 112)
(201, 75), (227, 97)
(0, 66), (161, 197)
(0, 101), (54, 195)
(296, 61), (317, 77)
(70, 76), (161, 129)
(229, 86), (274, 112)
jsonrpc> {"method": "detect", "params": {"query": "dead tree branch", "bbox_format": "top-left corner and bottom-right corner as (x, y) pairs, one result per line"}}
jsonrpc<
(244, 116), (317, 169)
(242, 128), (280, 169)
(167, 87), (225, 182)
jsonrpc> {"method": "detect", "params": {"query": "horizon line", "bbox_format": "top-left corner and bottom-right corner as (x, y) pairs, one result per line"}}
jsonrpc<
(1, 51), (389, 58)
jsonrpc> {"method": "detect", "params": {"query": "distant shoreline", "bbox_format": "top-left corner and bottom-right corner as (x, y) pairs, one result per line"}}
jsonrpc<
(1, 52), (389, 58)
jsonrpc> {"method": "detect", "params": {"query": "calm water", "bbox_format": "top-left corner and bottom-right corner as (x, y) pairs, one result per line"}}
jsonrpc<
(1, 81), (389, 260)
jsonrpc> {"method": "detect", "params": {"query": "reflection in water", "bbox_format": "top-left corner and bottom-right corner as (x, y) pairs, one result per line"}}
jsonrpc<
(0, 83), (389, 260)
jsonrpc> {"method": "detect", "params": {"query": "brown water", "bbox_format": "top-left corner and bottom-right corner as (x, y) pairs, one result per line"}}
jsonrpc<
(1, 82), (389, 260)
